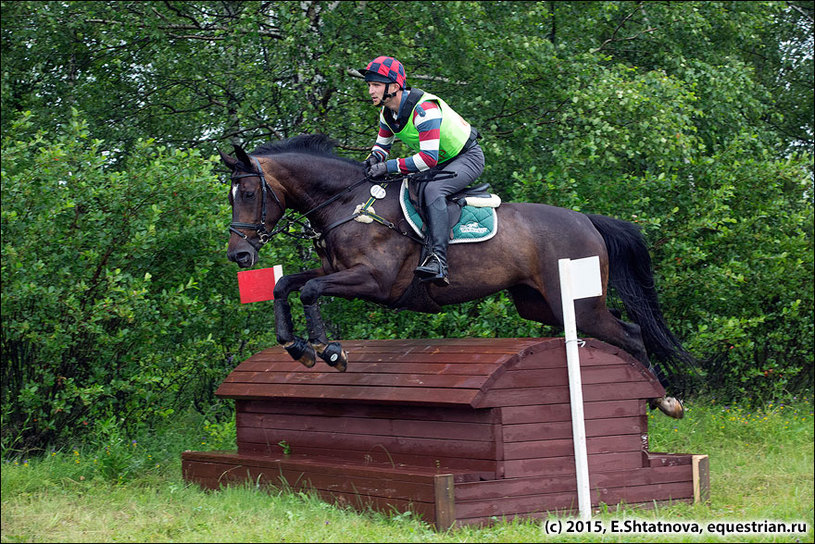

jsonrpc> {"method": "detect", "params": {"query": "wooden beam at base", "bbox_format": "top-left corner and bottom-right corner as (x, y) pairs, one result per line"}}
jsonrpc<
(692, 455), (710, 504)
(434, 474), (456, 530)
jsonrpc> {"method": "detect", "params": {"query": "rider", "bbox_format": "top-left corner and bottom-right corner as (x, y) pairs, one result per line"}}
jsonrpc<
(359, 55), (485, 286)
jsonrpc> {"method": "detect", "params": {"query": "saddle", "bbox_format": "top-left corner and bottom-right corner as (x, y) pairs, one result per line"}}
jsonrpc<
(400, 180), (500, 244)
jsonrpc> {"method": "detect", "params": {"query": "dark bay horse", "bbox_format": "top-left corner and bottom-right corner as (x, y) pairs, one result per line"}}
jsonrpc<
(221, 134), (693, 418)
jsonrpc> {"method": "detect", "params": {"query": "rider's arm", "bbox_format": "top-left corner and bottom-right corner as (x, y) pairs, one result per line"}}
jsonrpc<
(370, 114), (394, 162)
(387, 100), (442, 174)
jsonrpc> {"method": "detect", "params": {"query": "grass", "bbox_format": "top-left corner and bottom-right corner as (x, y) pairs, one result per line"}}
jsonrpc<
(2, 397), (813, 543)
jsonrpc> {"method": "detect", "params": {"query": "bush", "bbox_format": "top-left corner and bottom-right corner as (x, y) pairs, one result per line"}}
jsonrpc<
(1, 110), (276, 453)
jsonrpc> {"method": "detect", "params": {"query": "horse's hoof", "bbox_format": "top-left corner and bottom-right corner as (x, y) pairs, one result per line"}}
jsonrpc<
(315, 342), (348, 372)
(650, 396), (684, 419)
(284, 338), (316, 368)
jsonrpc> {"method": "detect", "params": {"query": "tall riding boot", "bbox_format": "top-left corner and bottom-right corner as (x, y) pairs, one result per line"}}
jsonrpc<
(414, 197), (450, 285)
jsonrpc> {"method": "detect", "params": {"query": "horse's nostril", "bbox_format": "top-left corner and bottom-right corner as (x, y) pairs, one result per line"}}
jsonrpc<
(237, 252), (253, 267)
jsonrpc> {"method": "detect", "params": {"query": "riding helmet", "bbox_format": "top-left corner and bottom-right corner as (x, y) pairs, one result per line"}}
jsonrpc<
(359, 56), (407, 89)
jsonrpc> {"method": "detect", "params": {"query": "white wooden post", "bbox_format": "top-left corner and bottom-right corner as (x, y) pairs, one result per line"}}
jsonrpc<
(558, 256), (602, 521)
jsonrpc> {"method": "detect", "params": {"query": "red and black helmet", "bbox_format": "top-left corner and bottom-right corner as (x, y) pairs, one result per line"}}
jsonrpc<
(359, 56), (407, 90)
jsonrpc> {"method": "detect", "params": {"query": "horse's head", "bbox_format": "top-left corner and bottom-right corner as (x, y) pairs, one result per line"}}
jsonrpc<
(220, 145), (285, 268)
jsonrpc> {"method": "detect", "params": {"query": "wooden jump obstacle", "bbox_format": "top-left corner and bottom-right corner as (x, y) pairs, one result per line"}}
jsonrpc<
(182, 338), (709, 529)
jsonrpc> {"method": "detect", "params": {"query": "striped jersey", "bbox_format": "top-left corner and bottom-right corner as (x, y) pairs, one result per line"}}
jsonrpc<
(370, 98), (443, 174)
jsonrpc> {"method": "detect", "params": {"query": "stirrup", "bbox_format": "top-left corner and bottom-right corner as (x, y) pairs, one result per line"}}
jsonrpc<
(415, 256), (449, 285)
(415, 255), (442, 277)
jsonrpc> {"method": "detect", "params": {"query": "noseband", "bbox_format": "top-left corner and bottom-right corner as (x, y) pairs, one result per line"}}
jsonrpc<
(228, 157), (284, 246)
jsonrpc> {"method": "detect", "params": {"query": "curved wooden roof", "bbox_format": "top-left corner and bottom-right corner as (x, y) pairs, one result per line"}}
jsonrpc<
(216, 337), (664, 408)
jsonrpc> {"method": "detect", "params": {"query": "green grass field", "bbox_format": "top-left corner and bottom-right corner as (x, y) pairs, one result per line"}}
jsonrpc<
(2, 397), (812, 543)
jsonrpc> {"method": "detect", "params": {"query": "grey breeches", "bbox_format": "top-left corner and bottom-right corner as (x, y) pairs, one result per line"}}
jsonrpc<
(419, 144), (485, 205)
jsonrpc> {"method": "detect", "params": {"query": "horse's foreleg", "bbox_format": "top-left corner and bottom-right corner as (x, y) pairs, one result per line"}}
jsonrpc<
(273, 270), (323, 368)
(303, 302), (348, 372)
(299, 266), (384, 372)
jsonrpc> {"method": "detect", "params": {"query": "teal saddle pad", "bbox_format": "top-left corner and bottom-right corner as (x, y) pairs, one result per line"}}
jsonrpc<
(399, 181), (498, 244)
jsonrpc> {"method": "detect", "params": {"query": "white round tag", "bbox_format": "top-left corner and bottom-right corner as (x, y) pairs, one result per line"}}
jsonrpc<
(370, 185), (387, 199)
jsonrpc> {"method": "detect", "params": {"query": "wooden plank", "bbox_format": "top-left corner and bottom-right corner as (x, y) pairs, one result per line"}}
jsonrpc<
(217, 382), (480, 405)
(454, 481), (694, 520)
(500, 399), (641, 424)
(503, 415), (644, 442)
(231, 354), (509, 369)
(478, 381), (662, 408)
(646, 452), (694, 467)
(434, 474), (456, 531)
(495, 339), (642, 369)
(236, 412), (496, 441)
(184, 459), (437, 501)
(491, 364), (653, 389)
(233, 443), (498, 475)
(235, 427), (497, 460)
(223, 370), (490, 389)
(187, 469), (438, 523)
(182, 451), (473, 482)
(455, 489), (582, 519)
(238, 338), (544, 361)
(502, 451), (644, 478)
(503, 434), (643, 460)
(454, 465), (695, 501)
(693, 454), (710, 504)
(596, 480), (695, 504)
(234, 361), (502, 375)
(237, 399), (499, 424)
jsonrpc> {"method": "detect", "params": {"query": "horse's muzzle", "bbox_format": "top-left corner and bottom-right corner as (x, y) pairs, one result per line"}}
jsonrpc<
(227, 239), (259, 268)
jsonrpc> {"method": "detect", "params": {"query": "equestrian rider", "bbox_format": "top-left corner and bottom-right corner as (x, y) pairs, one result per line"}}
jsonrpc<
(360, 56), (485, 286)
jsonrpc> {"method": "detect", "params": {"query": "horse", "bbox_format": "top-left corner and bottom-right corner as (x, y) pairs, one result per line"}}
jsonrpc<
(221, 133), (693, 419)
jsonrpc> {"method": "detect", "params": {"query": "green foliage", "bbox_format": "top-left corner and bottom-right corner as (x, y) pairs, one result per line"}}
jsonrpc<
(1, 2), (813, 451)
(0, 110), (277, 453)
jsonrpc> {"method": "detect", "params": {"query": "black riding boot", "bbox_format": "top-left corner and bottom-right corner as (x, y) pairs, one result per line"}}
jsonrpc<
(414, 197), (450, 285)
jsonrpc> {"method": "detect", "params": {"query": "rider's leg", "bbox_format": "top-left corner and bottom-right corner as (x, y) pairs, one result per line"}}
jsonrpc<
(415, 145), (485, 284)
(415, 197), (452, 284)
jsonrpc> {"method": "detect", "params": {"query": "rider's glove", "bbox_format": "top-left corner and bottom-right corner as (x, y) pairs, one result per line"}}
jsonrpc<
(366, 161), (389, 179)
(363, 154), (384, 169)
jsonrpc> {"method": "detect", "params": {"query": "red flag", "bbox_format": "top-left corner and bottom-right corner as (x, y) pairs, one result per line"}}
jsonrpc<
(237, 265), (283, 303)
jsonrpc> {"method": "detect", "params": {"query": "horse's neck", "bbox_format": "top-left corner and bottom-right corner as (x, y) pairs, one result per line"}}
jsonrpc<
(272, 156), (365, 220)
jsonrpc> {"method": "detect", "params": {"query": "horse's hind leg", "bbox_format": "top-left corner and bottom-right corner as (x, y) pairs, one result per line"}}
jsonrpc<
(510, 286), (683, 419)
(509, 284), (558, 325)
(574, 301), (684, 419)
(509, 284), (647, 361)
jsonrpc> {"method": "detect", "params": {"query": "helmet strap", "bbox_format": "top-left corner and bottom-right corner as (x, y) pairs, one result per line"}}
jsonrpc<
(382, 82), (399, 101)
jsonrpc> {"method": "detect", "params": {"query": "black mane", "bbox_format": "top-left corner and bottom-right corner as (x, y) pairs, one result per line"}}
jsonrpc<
(250, 134), (359, 166)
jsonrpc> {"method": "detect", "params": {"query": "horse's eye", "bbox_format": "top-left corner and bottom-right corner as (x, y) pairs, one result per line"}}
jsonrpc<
(243, 190), (255, 199)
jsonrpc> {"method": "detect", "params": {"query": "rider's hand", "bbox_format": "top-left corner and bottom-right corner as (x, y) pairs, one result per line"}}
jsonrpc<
(363, 154), (384, 169)
(366, 161), (389, 179)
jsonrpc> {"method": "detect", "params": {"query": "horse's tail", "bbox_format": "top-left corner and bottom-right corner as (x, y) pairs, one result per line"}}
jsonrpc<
(587, 213), (695, 384)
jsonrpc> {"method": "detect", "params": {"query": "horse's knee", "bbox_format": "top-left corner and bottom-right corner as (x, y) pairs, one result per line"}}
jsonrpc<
(299, 280), (321, 306)
(273, 276), (295, 300)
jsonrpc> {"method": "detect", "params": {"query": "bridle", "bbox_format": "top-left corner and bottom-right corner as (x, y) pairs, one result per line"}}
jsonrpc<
(228, 157), (291, 246)
(228, 156), (373, 246)
(228, 154), (458, 247)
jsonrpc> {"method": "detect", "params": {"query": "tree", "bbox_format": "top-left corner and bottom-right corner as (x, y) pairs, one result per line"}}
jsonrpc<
(2, 2), (812, 451)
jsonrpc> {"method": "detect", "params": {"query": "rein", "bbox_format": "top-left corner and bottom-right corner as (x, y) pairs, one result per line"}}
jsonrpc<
(229, 156), (456, 246)
(229, 157), (382, 245)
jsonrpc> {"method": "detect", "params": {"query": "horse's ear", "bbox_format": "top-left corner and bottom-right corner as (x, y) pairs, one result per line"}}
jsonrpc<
(219, 148), (239, 170)
(233, 145), (252, 167)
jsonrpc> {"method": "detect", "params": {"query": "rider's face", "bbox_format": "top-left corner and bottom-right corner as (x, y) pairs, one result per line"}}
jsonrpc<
(367, 81), (386, 105)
